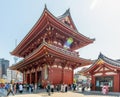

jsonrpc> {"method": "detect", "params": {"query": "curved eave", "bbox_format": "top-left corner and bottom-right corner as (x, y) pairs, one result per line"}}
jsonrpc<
(10, 42), (92, 70)
(45, 42), (93, 67)
(57, 9), (70, 19)
(73, 38), (95, 50)
(47, 48), (92, 67)
(10, 45), (47, 70)
(11, 7), (48, 56)
(83, 58), (120, 76)
(80, 53), (120, 75)
(82, 59), (102, 75)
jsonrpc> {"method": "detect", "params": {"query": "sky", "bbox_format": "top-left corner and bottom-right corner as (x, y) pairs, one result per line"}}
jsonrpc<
(1, 0), (120, 70)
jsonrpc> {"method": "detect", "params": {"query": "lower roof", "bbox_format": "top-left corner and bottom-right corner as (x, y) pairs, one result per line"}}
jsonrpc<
(10, 41), (93, 71)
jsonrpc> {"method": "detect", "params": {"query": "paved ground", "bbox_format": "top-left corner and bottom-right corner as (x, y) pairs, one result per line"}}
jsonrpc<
(7, 91), (119, 97)
(1, 88), (120, 97)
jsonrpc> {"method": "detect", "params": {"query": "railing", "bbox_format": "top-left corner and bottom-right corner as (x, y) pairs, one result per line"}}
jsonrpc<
(48, 43), (79, 57)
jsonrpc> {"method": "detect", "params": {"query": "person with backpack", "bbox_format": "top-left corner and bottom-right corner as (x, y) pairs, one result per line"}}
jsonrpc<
(5, 83), (9, 91)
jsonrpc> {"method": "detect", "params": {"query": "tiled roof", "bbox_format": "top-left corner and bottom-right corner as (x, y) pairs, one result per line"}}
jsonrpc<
(99, 53), (120, 67)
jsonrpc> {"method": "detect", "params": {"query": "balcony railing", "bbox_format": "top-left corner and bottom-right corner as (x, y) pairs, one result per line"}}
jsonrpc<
(48, 43), (79, 57)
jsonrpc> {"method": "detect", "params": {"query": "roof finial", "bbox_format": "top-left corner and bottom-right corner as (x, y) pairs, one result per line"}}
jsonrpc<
(68, 8), (70, 12)
(99, 52), (103, 58)
(66, 8), (70, 14)
(45, 4), (47, 10)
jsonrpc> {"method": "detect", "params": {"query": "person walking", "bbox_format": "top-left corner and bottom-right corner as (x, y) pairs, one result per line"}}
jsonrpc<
(65, 84), (68, 92)
(56, 84), (60, 92)
(19, 83), (23, 94)
(29, 84), (32, 93)
(61, 84), (66, 92)
(13, 83), (16, 94)
(50, 84), (54, 93)
(46, 81), (51, 96)
(105, 83), (109, 94)
(102, 83), (109, 95)
(16, 83), (19, 94)
(81, 84), (85, 92)
(7, 83), (15, 96)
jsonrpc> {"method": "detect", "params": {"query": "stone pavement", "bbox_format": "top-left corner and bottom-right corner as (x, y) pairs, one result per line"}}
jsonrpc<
(1, 88), (120, 97)
(7, 91), (120, 97)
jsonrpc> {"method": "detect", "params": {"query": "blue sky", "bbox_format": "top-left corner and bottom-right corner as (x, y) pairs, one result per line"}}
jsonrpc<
(1, 0), (120, 68)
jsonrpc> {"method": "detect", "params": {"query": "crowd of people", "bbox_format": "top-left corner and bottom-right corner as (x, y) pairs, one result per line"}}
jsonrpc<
(0, 82), (36, 96)
(0, 81), (109, 96)
(45, 81), (91, 96)
(0, 82), (77, 96)
(45, 82), (76, 96)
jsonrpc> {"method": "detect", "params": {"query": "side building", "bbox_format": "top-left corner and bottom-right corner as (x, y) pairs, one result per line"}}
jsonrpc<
(83, 53), (120, 92)
(0, 58), (9, 78)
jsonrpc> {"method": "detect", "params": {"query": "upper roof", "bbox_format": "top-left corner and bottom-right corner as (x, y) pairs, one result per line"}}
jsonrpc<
(11, 6), (94, 57)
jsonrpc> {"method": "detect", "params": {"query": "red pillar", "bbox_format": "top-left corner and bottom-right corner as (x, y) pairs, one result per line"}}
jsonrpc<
(119, 73), (120, 92)
(117, 73), (120, 92)
(91, 75), (95, 90)
(35, 69), (38, 91)
(48, 66), (52, 83)
(72, 69), (74, 84)
(25, 73), (28, 83)
(25, 71), (27, 84)
(35, 69), (37, 84)
(30, 70), (32, 84)
(62, 67), (64, 84)
(23, 71), (25, 84)
(114, 73), (120, 92)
